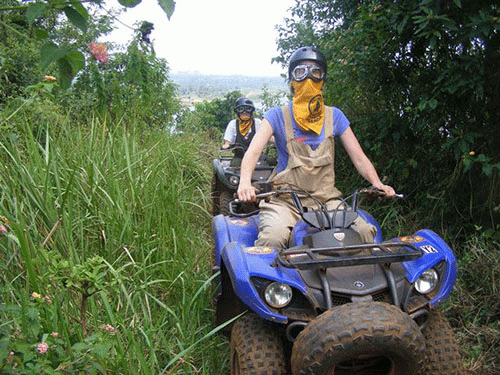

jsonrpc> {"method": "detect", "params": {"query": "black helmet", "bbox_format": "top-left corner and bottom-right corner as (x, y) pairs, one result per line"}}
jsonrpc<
(234, 97), (255, 114)
(288, 46), (327, 80)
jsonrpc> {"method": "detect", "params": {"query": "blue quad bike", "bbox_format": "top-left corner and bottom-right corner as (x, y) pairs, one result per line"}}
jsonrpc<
(211, 144), (276, 216)
(211, 187), (462, 375)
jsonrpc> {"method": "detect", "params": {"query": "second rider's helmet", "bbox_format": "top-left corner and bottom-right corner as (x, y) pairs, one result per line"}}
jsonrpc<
(288, 46), (327, 81)
(234, 97), (255, 115)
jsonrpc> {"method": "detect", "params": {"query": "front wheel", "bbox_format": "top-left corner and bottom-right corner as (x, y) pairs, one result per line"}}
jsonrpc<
(230, 312), (287, 375)
(291, 302), (425, 375)
(419, 309), (463, 375)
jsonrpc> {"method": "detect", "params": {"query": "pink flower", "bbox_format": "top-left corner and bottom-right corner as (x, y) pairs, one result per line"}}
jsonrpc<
(88, 42), (109, 65)
(37, 342), (49, 354)
(0, 216), (8, 235)
(103, 324), (116, 334)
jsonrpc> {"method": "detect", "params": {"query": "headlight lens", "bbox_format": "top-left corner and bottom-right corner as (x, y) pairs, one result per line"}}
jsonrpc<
(228, 175), (239, 186)
(264, 282), (293, 308)
(415, 268), (439, 294)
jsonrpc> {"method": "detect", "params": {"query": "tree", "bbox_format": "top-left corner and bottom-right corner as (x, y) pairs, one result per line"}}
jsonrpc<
(0, 0), (176, 89)
(276, 0), (500, 236)
(178, 91), (243, 133)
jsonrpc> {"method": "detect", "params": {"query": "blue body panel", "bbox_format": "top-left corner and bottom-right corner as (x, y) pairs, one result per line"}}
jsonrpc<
(213, 214), (305, 323)
(398, 229), (458, 306)
(213, 210), (457, 319)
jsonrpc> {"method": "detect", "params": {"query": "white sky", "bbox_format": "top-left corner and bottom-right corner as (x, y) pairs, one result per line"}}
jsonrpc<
(104, 0), (295, 77)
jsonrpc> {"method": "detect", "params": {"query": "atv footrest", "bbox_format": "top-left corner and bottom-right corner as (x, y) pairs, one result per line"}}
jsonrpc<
(276, 242), (422, 270)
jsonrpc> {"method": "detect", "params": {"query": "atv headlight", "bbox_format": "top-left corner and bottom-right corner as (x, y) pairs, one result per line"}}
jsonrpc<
(415, 268), (439, 294)
(264, 282), (292, 308)
(228, 175), (239, 186)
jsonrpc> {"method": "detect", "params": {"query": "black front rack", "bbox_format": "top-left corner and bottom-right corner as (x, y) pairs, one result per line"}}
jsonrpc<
(275, 241), (422, 270)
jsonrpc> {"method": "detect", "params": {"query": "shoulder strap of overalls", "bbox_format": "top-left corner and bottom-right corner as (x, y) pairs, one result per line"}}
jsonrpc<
(281, 104), (334, 140)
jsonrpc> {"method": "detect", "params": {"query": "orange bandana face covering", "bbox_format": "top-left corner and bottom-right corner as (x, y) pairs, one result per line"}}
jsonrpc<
(238, 118), (252, 136)
(292, 79), (325, 134)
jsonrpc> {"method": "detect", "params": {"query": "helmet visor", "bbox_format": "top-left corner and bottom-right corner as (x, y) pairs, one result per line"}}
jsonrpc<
(235, 105), (254, 114)
(291, 64), (325, 82)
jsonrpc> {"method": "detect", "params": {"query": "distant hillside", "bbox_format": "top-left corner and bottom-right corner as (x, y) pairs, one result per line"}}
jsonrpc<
(171, 72), (288, 100)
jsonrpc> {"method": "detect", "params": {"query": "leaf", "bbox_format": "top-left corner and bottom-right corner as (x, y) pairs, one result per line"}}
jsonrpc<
(72, 342), (89, 352)
(56, 58), (74, 90)
(482, 164), (493, 176)
(63, 6), (88, 33)
(453, 0), (462, 7)
(92, 342), (111, 360)
(40, 43), (70, 71)
(158, 0), (176, 20)
(118, 0), (142, 7)
(25, 2), (48, 25)
(33, 28), (49, 40)
(64, 50), (85, 75)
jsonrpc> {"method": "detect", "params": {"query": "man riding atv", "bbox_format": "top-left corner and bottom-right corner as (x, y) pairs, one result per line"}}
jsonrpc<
(222, 97), (261, 164)
(213, 46), (463, 375)
(237, 46), (394, 248)
(213, 97), (275, 216)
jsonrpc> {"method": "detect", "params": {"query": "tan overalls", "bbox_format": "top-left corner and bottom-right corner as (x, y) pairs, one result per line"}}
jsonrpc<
(255, 105), (376, 249)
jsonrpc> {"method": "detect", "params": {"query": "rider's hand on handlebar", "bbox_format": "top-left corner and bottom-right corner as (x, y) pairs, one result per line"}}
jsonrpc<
(237, 182), (258, 202)
(373, 184), (396, 197)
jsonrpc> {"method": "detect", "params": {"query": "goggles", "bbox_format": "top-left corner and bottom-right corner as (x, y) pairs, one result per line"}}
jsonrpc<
(235, 105), (254, 114)
(291, 64), (325, 82)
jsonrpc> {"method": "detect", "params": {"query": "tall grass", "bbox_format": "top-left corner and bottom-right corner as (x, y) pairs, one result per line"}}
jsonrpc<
(0, 114), (229, 374)
(2, 106), (499, 374)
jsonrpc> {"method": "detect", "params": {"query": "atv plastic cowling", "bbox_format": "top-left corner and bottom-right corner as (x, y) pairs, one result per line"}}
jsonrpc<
(290, 208), (383, 247)
(397, 229), (458, 307)
(212, 214), (307, 323)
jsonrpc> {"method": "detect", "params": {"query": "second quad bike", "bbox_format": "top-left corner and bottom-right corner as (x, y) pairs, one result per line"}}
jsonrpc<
(211, 144), (276, 216)
(212, 187), (462, 375)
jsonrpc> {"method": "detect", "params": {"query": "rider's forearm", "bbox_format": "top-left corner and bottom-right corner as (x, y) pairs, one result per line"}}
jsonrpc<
(357, 158), (382, 187)
(240, 148), (259, 186)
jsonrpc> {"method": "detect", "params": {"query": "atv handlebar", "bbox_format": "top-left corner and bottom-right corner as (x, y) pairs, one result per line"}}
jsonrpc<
(357, 187), (404, 199)
(228, 187), (404, 218)
(220, 143), (246, 152)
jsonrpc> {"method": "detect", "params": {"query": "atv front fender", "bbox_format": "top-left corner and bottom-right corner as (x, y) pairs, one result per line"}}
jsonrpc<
(220, 242), (307, 324)
(399, 229), (458, 307)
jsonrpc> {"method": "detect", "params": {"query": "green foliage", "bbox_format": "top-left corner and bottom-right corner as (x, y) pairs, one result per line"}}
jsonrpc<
(0, 114), (226, 373)
(62, 39), (180, 129)
(0, 0), (176, 88)
(259, 85), (288, 113)
(178, 90), (243, 132)
(445, 236), (500, 372)
(277, 0), (500, 238)
(0, 8), (42, 104)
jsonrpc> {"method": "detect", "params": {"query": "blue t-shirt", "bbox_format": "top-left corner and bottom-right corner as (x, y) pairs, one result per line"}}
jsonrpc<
(265, 101), (350, 173)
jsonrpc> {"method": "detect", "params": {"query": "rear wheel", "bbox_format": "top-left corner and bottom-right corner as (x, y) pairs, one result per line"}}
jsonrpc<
(291, 302), (425, 375)
(211, 176), (220, 216)
(220, 190), (234, 216)
(230, 312), (287, 375)
(419, 309), (463, 375)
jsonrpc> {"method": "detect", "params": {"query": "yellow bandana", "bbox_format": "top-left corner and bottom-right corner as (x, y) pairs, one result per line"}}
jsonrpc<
(292, 79), (325, 134)
(238, 119), (253, 136)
